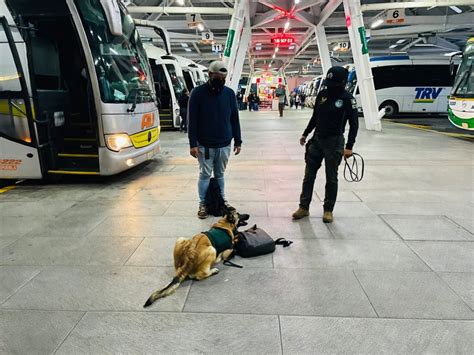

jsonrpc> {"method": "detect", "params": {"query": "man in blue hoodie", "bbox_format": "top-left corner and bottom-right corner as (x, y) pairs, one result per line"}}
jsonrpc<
(188, 61), (242, 219)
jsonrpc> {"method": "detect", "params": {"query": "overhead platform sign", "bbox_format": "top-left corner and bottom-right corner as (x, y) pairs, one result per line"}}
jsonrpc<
(271, 34), (295, 46)
(386, 9), (405, 24)
(186, 13), (203, 29)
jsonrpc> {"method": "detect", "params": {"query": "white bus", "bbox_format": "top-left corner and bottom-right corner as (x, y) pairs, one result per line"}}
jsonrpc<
(0, 0), (160, 179)
(145, 45), (186, 129)
(305, 75), (323, 108)
(346, 56), (456, 117)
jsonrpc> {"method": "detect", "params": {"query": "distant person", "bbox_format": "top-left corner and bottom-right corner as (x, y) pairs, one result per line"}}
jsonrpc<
(178, 88), (189, 132)
(275, 84), (286, 117)
(300, 93), (306, 108)
(247, 92), (255, 111)
(236, 91), (244, 110)
(292, 66), (359, 223)
(295, 94), (301, 109)
(188, 61), (242, 219)
(254, 94), (260, 111)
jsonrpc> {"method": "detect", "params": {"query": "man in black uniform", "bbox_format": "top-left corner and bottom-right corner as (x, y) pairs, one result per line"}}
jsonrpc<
(292, 66), (359, 223)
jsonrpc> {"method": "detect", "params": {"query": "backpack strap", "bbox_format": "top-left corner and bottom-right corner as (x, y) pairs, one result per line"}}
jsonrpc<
(223, 250), (243, 268)
(275, 238), (293, 248)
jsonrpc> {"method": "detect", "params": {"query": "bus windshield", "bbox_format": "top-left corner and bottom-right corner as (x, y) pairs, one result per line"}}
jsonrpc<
(346, 70), (357, 94)
(452, 43), (474, 97)
(165, 63), (186, 96)
(75, 0), (153, 104)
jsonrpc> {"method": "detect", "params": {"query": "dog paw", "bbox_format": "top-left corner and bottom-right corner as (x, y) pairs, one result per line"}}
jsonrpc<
(211, 268), (220, 275)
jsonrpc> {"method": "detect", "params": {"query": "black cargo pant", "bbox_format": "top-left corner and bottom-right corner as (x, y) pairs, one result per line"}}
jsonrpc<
(299, 135), (344, 212)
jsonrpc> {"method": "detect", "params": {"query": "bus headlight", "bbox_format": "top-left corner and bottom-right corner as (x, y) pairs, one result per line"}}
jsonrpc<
(106, 133), (133, 152)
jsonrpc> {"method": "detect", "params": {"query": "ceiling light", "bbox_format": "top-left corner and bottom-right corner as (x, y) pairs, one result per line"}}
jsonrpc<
(389, 44), (397, 49)
(288, 45), (295, 50)
(295, 0), (300, 4)
(444, 51), (462, 56)
(284, 21), (290, 31)
(197, 23), (205, 31)
(396, 39), (406, 44)
(449, 6), (462, 14)
(275, 47), (279, 52)
(272, 53), (276, 58)
(180, 43), (189, 48)
(184, 48), (192, 52)
(176, 0), (185, 5)
(370, 17), (384, 29)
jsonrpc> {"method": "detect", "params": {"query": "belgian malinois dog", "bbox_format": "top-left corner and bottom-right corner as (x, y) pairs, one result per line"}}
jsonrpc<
(144, 209), (249, 308)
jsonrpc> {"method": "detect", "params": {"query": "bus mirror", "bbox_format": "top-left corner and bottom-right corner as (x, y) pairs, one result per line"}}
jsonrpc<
(449, 61), (454, 76)
(100, 0), (123, 37)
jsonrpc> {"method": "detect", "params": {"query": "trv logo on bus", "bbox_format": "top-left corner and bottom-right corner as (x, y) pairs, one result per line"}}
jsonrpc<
(414, 87), (443, 103)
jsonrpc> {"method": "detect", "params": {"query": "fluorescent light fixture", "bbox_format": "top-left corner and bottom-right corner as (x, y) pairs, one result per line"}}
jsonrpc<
(414, 43), (436, 47)
(272, 53), (276, 58)
(176, 0), (185, 5)
(197, 23), (205, 31)
(389, 44), (397, 49)
(449, 6), (462, 13)
(284, 21), (290, 31)
(275, 47), (279, 52)
(180, 43), (188, 48)
(256, 43), (262, 46)
(390, 51), (407, 54)
(288, 45), (295, 50)
(370, 17), (384, 29)
(396, 39), (406, 44)
(184, 48), (192, 52)
(295, 0), (300, 4)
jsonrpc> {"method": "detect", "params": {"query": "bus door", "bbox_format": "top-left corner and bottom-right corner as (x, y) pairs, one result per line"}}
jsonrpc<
(0, 17), (42, 178)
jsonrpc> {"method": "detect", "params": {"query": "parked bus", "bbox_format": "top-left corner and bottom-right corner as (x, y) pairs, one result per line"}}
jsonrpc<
(305, 75), (323, 108)
(448, 37), (474, 130)
(0, 0), (159, 179)
(346, 56), (456, 117)
(144, 45), (186, 129)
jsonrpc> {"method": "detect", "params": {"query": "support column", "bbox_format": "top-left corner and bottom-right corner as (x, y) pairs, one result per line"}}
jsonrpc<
(228, 3), (251, 92)
(343, 0), (382, 131)
(223, 0), (245, 84)
(315, 25), (331, 76)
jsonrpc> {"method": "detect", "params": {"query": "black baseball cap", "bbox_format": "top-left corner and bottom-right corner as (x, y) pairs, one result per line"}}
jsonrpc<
(324, 66), (348, 87)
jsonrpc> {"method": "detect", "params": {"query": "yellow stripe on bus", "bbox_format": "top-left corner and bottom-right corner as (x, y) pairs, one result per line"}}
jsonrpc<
(130, 127), (160, 148)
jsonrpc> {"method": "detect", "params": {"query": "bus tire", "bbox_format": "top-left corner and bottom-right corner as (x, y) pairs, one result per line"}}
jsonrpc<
(380, 101), (398, 118)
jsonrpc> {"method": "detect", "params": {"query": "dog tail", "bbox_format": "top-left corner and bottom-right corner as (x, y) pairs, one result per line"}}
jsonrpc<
(143, 275), (183, 308)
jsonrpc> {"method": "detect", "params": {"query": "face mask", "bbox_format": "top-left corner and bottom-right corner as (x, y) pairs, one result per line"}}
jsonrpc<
(209, 77), (225, 92)
(327, 84), (344, 97)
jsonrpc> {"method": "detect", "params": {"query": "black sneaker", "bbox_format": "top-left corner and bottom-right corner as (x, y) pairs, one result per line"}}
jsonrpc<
(198, 204), (208, 219)
(223, 201), (235, 211)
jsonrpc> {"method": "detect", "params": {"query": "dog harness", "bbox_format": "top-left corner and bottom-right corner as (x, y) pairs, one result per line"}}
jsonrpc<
(204, 227), (233, 255)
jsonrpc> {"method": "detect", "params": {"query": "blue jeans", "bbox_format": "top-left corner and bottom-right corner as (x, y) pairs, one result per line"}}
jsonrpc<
(198, 145), (231, 203)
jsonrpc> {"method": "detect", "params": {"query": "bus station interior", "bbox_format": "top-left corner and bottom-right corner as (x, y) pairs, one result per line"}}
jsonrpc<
(0, 0), (473, 354)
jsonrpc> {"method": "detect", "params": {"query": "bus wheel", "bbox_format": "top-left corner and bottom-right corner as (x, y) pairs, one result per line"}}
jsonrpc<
(380, 101), (398, 118)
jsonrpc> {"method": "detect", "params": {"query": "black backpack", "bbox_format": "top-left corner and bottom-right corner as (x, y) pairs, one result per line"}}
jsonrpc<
(205, 178), (225, 217)
(235, 225), (293, 257)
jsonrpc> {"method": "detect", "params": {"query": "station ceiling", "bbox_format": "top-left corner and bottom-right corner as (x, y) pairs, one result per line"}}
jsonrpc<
(129, 0), (474, 75)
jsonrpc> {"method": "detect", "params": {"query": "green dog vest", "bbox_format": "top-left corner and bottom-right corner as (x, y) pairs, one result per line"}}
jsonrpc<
(206, 227), (233, 255)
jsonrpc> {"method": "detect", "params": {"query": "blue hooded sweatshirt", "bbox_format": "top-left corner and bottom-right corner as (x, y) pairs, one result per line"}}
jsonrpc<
(188, 83), (242, 148)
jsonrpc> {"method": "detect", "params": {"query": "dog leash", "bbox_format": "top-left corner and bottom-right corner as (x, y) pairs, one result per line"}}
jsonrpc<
(343, 152), (364, 182)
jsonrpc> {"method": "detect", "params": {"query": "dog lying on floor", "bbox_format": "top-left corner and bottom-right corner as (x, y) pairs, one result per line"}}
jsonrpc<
(144, 209), (249, 308)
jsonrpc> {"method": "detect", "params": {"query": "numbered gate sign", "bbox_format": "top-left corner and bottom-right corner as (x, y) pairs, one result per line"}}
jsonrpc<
(202, 32), (214, 41)
(212, 43), (222, 53)
(386, 9), (405, 24)
(186, 13), (203, 29)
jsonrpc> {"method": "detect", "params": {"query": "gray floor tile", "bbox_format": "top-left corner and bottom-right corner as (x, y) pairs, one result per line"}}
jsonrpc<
(382, 215), (472, 241)
(184, 268), (376, 317)
(88, 216), (215, 237)
(273, 240), (428, 271)
(0, 236), (143, 266)
(230, 201), (269, 216)
(0, 216), (53, 237)
(60, 200), (172, 217)
(1, 266), (189, 312)
(0, 310), (84, 355)
(355, 270), (473, 319)
(23, 214), (106, 238)
(316, 190), (361, 202)
(57, 312), (281, 354)
(355, 190), (471, 203)
(408, 241), (474, 272)
(328, 217), (400, 240)
(450, 216), (474, 235)
(0, 201), (76, 217)
(132, 188), (198, 201)
(280, 316), (474, 354)
(366, 202), (474, 220)
(0, 266), (41, 304)
(438, 272), (474, 310)
(248, 217), (334, 239)
(0, 237), (18, 250)
(85, 187), (141, 201)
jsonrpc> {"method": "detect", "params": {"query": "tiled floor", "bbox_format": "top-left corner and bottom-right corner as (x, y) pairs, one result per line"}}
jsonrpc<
(1, 109), (473, 354)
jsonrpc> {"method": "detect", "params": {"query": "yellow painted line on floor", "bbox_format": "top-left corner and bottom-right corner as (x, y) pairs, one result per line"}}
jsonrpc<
(0, 185), (16, 194)
(395, 122), (474, 139)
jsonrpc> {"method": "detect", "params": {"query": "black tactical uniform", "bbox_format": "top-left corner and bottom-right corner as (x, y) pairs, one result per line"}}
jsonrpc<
(298, 66), (359, 215)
